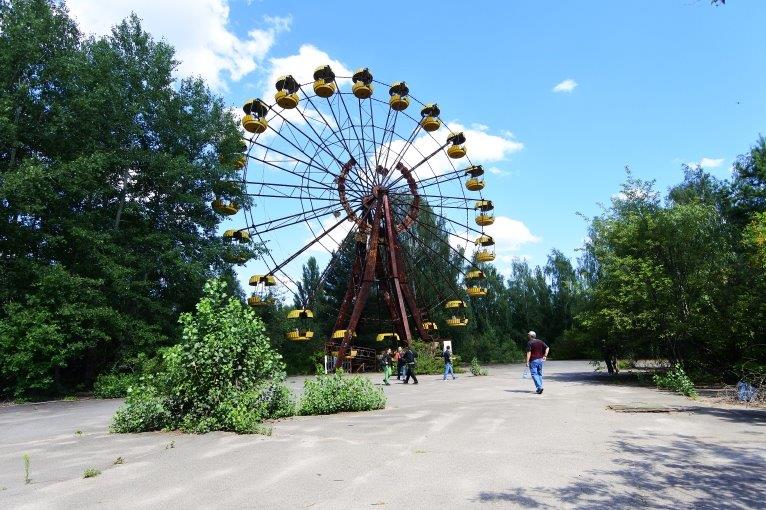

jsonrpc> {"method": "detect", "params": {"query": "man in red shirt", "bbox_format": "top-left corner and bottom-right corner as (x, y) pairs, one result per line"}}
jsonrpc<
(525, 331), (549, 394)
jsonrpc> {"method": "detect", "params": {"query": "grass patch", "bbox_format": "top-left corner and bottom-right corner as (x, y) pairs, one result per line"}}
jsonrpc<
(83, 468), (101, 478)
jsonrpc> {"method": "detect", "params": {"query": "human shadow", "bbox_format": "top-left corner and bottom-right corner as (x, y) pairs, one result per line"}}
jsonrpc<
(473, 431), (766, 509)
(503, 390), (535, 394)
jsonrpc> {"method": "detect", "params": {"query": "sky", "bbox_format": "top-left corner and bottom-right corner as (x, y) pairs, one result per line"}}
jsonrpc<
(65, 0), (766, 291)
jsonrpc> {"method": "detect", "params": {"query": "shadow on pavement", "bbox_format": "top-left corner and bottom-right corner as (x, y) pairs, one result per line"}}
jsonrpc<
(473, 432), (766, 509)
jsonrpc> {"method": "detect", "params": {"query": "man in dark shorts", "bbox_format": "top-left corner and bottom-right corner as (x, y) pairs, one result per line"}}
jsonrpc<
(525, 331), (549, 394)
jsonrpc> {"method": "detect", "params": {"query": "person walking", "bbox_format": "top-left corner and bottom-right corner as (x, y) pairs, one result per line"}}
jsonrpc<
(403, 346), (418, 384)
(381, 348), (392, 386)
(442, 345), (456, 380)
(395, 347), (404, 380)
(525, 331), (549, 394)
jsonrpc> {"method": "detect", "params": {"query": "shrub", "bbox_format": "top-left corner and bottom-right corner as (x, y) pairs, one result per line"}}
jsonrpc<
(653, 363), (698, 398)
(93, 373), (140, 399)
(110, 279), (294, 434)
(298, 371), (386, 416)
(83, 468), (101, 478)
(409, 341), (463, 375)
(469, 357), (488, 376)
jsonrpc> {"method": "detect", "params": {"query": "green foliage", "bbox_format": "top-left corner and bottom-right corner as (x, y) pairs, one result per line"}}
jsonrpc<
(470, 357), (488, 376)
(408, 341), (463, 375)
(23, 454), (30, 484)
(653, 363), (698, 398)
(0, 0), (252, 398)
(110, 280), (293, 434)
(93, 373), (140, 399)
(83, 468), (101, 479)
(298, 371), (386, 416)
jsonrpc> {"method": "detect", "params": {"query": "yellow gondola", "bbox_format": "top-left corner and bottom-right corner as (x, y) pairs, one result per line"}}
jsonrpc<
(242, 98), (269, 133)
(223, 229), (250, 243)
(247, 295), (270, 307)
(249, 275), (276, 286)
(465, 165), (484, 177)
(475, 249), (496, 263)
(467, 269), (485, 280)
(274, 75), (300, 109)
(287, 309), (314, 319)
(475, 234), (495, 246)
(313, 65), (336, 98)
(332, 329), (357, 340)
(446, 317), (469, 327)
(420, 103), (441, 132)
(474, 200), (494, 211)
(234, 155), (247, 169)
(423, 321), (438, 331)
(351, 68), (373, 99)
(286, 330), (315, 341)
(389, 82), (410, 111)
(445, 300), (466, 309)
(376, 332), (399, 342)
(476, 213), (495, 226)
(467, 286), (487, 297)
(466, 177), (485, 191)
(447, 132), (466, 159)
(212, 199), (239, 216)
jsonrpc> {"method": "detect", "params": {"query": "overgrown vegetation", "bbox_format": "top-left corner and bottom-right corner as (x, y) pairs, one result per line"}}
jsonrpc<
(0, 0), (251, 399)
(470, 358), (488, 376)
(110, 280), (292, 434)
(83, 468), (101, 479)
(93, 373), (140, 399)
(653, 364), (698, 398)
(298, 371), (386, 416)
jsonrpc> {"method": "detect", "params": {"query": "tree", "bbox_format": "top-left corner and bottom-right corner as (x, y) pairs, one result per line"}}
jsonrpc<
(0, 1), (250, 397)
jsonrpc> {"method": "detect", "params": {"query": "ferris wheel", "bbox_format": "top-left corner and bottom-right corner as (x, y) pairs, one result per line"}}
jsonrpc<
(218, 66), (496, 368)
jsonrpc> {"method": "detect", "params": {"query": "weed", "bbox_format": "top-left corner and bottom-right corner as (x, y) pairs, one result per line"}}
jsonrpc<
(165, 440), (175, 449)
(113, 457), (124, 465)
(653, 363), (698, 398)
(470, 357), (488, 376)
(63, 396), (78, 401)
(83, 468), (101, 478)
(23, 453), (30, 484)
(75, 430), (83, 435)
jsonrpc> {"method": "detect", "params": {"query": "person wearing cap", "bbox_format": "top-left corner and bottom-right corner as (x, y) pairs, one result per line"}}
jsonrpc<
(525, 331), (549, 394)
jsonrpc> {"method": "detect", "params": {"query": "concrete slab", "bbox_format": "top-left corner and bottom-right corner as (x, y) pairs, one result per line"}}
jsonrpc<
(0, 361), (764, 509)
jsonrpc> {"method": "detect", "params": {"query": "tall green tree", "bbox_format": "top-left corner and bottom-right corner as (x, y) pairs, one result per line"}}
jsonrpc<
(0, 0), (249, 397)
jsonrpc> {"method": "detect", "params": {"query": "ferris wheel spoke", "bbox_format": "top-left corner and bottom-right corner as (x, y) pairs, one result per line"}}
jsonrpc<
(244, 153), (353, 197)
(400, 221), (469, 282)
(408, 212), (478, 269)
(249, 139), (335, 178)
(383, 141), (450, 190)
(335, 90), (374, 181)
(268, 209), (361, 277)
(302, 92), (374, 191)
(247, 201), (352, 235)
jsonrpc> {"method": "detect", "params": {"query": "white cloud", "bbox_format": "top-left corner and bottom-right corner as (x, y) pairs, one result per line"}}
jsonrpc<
(66, 0), (290, 90)
(552, 79), (577, 93)
(688, 157), (725, 169)
(487, 166), (509, 176)
(489, 216), (540, 253)
(471, 123), (489, 132)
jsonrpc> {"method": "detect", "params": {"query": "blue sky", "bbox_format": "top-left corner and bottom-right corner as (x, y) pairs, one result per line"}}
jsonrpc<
(68, 0), (765, 282)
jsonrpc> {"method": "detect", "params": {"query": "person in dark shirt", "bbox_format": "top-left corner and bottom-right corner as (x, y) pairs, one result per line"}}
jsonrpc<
(381, 348), (392, 386)
(403, 346), (418, 384)
(525, 331), (549, 394)
(442, 346), (456, 380)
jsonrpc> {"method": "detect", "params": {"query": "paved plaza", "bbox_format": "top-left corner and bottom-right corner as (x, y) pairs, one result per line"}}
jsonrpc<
(1, 361), (764, 509)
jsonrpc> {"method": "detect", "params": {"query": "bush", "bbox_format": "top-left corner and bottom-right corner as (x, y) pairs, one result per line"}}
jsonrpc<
(110, 279), (294, 434)
(653, 363), (698, 398)
(470, 357), (488, 376)
(93, 373), (140, 399)
(298, 371), (386, 416)
(409, 341), (462, 375)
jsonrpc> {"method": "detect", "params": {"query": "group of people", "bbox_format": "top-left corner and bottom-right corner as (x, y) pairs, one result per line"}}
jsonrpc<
(380, 346), (418, 385)
(378, 331), (550, 393)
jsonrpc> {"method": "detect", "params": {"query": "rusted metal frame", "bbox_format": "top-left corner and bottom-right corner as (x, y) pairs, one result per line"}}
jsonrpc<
(381, 194), (413, 341)
(375, 254), (408, 342)
(389, 225), (430, 342)
(332, 237), (367, 333)
(334, 201), (384, 369)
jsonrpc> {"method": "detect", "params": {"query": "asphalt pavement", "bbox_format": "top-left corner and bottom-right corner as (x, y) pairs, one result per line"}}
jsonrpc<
(1, 361), (764, 509)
